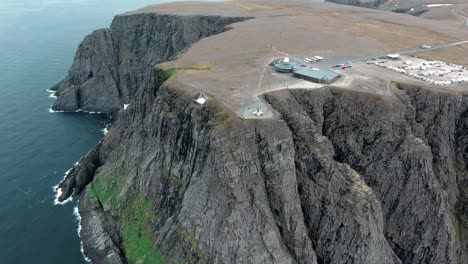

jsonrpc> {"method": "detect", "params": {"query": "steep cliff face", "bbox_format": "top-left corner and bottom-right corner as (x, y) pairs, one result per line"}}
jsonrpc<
(51, 7), (468, 264)
(50, 14), (249, 113)
(325, 0), (389, 9)
(266, 85), (468, 264)
(57, 65), (468, 263)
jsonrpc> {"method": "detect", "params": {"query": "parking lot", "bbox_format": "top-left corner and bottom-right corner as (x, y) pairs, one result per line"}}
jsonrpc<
(367, 55), (468, 86)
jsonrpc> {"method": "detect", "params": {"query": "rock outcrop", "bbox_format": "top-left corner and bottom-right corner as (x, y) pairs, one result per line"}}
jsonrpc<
(266, 85), (468, 264)
(325, 0), (389, 9)
(56, 65), (468, 263)
(324, 0), (428, 16)
(52, 6), (468, 264)
(50, 13), (249, 113)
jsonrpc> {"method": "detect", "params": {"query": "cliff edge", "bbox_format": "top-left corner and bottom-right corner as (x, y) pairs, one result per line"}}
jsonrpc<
(52, 1), (468, 263)
(325, 0), (389, 9)
(49, 13), (248, 113)
(59, 69), (468, 264)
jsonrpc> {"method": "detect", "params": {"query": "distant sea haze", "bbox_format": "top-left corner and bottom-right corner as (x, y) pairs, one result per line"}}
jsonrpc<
(0, 0), (198, 263)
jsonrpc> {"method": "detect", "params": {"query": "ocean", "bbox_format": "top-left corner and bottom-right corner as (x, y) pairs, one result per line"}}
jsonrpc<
(0, 0), (188, 263)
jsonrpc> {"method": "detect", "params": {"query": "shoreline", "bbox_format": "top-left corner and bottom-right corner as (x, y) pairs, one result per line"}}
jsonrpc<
(52, 163), (78, 206)
(73, 205), (92, 263)
(52, 162), (92, 262)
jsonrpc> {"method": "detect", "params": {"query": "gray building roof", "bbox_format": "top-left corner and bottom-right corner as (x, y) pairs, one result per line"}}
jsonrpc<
(274, 62), (295, 72)
(293, 68), (339, 81)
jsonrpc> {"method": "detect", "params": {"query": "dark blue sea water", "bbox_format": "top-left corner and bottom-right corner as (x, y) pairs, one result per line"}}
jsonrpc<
(0, 1), (185, 263)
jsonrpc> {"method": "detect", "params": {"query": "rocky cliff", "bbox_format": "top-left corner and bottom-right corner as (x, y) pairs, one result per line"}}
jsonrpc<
(325, 0), (389, 9)
(49, 13), (248, 113)
(57, 69), (468, 263)
(324, 0), (429, 16)
(267, 84), (468, 264)
(53, 7), (468, 264)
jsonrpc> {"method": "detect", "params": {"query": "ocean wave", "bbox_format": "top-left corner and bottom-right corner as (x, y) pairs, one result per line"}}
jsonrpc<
(49, 107), (65, 113)
(46, 92), (108, 114)
(48, 107), (105, 114)
(73, 205), (92, 263)
(76, 109), (103, 114)
(47, 89), (57, 98)
(52, 184), (73, 205)
(52, 162), (79, 205)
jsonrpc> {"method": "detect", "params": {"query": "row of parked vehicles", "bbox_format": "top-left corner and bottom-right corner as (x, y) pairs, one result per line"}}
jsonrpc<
(332, 64), (352, 70)
(303, 56), (324, 63)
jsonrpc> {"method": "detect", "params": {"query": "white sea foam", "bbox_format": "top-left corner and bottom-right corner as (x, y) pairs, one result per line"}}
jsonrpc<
(48, 107), (105, 114)
(53, 176), (73, 206)
(47, 89), (57, 98)
(52, 164), (78, 205)
(49, 106), (65, 113)
(53, 185), (74, 205)
(102, 127), (109, 135)
(76, 109), (103, 114)
(74, 205), (92, 263)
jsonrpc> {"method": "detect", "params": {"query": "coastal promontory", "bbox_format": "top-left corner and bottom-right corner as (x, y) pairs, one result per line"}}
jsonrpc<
(52, 1), (468, 263)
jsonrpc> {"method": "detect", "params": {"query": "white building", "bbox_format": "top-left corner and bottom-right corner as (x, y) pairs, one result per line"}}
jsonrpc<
(386, 54), (401, 60)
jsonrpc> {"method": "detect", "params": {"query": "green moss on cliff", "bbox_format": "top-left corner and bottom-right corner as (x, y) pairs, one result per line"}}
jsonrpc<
(90, 168), (123, 214)
(121, 194), (164, 264)
(158, 65), (211, 86)
(175, 64), (212, 71)
(89, 149), (165, 264)
(92, 177), (165, 263)
(159, 67), (177, 82)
